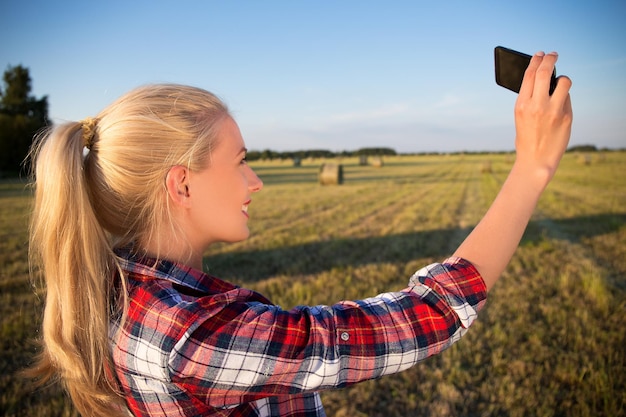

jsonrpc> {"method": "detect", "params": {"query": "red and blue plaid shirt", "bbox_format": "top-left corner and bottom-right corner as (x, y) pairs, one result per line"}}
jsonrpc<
(110, 249), (487, 416)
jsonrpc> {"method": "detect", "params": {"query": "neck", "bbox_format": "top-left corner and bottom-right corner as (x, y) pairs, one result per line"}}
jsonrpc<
(139, 234), (204, 271)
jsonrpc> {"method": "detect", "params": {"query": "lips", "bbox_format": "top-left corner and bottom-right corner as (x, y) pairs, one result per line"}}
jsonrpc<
(242, 200), (251, 217)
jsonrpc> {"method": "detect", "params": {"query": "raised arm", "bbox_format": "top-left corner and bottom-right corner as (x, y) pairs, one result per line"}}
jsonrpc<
(453, 51), (573, 290)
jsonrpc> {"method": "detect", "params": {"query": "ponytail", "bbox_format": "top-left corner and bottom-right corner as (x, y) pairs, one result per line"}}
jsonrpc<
(28, 122), (128, 416)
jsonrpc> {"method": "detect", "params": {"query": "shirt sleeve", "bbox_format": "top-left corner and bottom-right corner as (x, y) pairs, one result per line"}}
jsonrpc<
(168, 257), (487, 408)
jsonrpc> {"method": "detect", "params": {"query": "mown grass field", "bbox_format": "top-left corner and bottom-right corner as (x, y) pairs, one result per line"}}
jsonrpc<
(1, 152), (625, 416)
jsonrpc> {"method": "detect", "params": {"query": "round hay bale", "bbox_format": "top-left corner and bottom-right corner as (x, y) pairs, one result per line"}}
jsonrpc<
(370, 156), (384, 168)
(318, 163), (343, 185)
(480, 161), (493, 173)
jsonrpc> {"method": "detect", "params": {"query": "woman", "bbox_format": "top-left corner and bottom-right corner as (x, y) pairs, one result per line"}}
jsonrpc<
(28, 51), (572, 416)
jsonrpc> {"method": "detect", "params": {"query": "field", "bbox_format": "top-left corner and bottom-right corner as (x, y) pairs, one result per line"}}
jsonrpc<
(1, 152), (625, 416)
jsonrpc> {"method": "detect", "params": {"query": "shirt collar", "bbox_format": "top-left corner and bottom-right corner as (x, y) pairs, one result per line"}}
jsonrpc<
(114, 246), (238, 296)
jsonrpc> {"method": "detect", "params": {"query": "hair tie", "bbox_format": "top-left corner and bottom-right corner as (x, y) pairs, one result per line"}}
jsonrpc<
(81, 117), (98, 150)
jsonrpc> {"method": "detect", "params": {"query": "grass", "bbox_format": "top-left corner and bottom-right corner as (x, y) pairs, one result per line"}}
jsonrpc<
(1, 152), (625, 416)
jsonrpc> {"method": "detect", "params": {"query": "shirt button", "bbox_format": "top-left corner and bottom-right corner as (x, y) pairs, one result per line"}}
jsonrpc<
(340, 332), (350, 341)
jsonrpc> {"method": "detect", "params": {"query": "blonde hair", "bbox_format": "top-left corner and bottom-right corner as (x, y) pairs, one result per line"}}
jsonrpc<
(27, 84), (230, 416)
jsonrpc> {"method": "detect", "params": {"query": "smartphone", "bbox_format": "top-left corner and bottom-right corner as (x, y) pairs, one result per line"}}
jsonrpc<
(494, 46), (557, 95)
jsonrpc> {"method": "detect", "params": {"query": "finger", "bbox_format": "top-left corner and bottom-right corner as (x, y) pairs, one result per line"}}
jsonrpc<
(564, 91), (572, 117)
(518, 51), (545, 99)
(533, 52), (559, 97)
(550, 75), (573, 104)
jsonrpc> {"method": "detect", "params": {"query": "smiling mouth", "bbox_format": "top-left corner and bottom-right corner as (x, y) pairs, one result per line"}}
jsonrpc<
(242, 200), (251, 217)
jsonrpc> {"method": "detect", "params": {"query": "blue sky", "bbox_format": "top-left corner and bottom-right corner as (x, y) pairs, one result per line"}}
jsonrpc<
(1, 1), (625, 153)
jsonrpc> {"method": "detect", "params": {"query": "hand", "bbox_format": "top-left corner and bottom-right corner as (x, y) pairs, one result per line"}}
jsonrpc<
(514, 52), (573, 184)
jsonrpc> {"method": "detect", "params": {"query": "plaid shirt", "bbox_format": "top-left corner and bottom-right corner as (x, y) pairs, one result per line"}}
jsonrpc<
(110, 249), (487, 416)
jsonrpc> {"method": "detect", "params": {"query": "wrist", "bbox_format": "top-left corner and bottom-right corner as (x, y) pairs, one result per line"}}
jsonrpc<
(510, 158), (554, 192)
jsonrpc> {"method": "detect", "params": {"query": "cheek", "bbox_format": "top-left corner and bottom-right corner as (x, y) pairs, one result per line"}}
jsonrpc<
(207, 177), (244, 218)
(198, 170), (247, 215)
(209, 183), (232, 204)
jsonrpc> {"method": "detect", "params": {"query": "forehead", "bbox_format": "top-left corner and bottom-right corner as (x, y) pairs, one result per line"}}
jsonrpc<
(215, 117), (245, 153)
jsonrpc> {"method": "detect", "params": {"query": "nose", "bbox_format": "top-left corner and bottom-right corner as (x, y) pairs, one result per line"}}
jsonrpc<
(247, 166), (263, 193)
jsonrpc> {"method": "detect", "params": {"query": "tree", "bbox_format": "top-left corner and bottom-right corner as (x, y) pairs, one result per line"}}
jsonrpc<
(0, 65), (49, 176)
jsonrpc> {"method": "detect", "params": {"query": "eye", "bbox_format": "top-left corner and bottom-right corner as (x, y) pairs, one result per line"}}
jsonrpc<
(240, 155), (248, 165)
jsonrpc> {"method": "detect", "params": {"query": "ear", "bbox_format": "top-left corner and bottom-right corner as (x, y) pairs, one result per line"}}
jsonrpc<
(165, 165), (192, 208)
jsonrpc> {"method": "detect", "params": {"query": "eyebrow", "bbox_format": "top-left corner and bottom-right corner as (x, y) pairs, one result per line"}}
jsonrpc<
(235, 147), (247, 159)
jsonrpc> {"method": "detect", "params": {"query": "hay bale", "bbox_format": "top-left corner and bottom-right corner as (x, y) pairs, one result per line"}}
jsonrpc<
(370, 156), (384, 168)
(480, 161), (492, 173)
(318, 163), (343, 185)
(578, 154), (592, 165)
